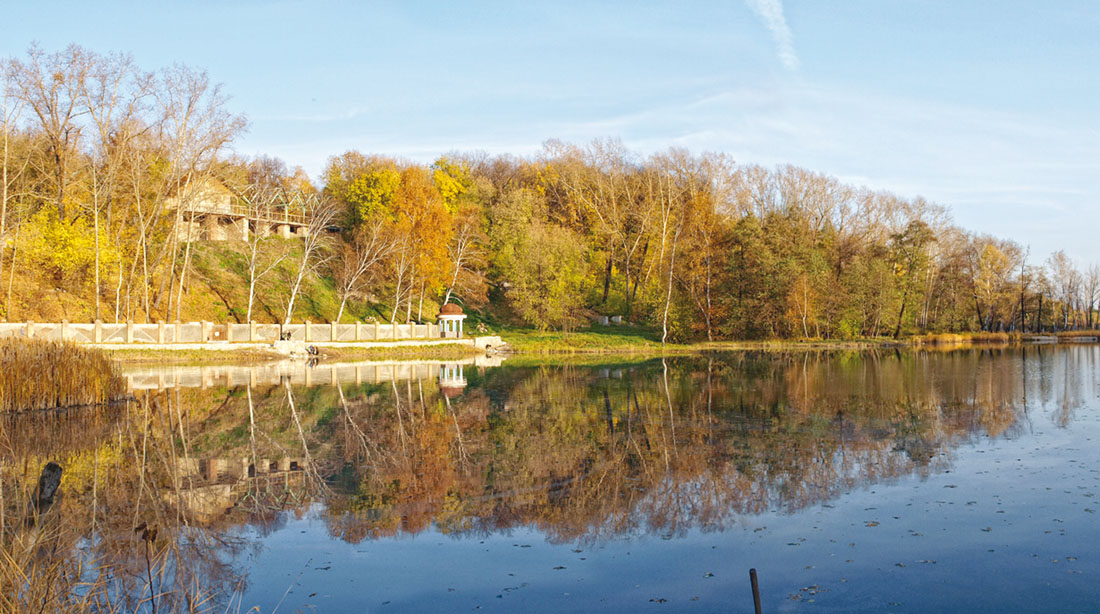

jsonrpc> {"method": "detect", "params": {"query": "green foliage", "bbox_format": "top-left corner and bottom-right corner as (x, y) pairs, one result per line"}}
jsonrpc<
(503, 223), (588, 330)
(489, 187), (587, 330)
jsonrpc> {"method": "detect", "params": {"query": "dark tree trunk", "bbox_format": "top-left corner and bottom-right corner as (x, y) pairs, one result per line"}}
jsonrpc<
(601, 252), (612, 304)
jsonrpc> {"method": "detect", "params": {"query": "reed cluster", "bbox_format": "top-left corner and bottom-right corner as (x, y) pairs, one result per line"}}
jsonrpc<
(0, 339), (125, 413)
(912, 332), (1017, 346)
(1055, 329), (1100, 338)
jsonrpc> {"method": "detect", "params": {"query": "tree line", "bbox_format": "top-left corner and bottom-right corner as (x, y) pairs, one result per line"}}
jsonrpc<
(3, 44), (1098, 339)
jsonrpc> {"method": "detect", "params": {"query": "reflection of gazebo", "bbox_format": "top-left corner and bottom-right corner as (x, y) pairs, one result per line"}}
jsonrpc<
(438, 303), (467, 338)
(438, 363), (467, 398)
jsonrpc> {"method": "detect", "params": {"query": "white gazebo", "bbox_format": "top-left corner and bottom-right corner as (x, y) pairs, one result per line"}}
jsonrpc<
(438, 303), (467, 338)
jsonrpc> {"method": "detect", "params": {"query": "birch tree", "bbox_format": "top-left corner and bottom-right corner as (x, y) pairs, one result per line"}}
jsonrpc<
(234, 185), (289, 321)
(283, 193), (339, 324)
(332, 220), (391, 321)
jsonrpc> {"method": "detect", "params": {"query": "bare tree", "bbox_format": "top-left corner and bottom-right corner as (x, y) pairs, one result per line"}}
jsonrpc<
(441, 207), (483, 306)
(1084, 264), (1099, 330)
(283, 193), (339, 324)
(332, 220), (391, 322)
(388, 232), (415, 323)
(233, 185), (290, 321)
(0, 71), (28, 317)
(6, 44), (92, 219)
(79, 51), (153, 320)
(1047, 251), (1079, 330)
(153, 65), (246, 321)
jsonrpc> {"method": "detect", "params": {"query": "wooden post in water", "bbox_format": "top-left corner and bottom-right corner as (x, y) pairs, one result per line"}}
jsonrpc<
(750, 568), (762, 614)
(28, 462), (62, 523)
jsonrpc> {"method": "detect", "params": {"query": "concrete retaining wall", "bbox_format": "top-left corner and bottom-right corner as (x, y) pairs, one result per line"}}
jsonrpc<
(0, 320), (446, 345)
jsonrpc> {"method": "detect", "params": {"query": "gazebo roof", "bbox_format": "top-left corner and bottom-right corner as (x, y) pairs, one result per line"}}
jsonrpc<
(439, 303), (464, 316)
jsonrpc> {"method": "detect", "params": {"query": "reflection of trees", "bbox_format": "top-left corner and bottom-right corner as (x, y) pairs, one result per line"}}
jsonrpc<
(320, 347), (1097, 544)
(2, 346), (1098, 610)
(0, 385), (328, 612)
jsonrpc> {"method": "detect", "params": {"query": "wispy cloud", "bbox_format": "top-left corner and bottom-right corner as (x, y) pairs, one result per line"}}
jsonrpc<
(255, 106), (370, 123)
(745, 0), (800, 71)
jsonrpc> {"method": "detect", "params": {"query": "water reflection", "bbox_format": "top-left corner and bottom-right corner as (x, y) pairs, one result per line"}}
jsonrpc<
(2, 346), (1098, 611)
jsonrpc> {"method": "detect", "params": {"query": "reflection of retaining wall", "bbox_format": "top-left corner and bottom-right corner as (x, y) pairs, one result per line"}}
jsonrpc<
(121, 356), (505, 391)
(0, 320), (445, 344)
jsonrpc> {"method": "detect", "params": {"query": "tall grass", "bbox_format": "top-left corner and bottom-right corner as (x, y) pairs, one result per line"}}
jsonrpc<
(0, 339), (125, 413)
(1055, 329), (1100, 339)
(911, 332), (1017, 346)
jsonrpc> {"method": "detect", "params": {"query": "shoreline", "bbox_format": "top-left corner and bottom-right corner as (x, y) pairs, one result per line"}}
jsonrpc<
(92, 331), (1100, 364)
(102, 338), (491, 364)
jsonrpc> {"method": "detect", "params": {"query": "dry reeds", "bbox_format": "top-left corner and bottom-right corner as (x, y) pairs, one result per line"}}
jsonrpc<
(0, 338), (125, 413)
(913, 332), (1017, 346)
(1055, 329), (1100, 339)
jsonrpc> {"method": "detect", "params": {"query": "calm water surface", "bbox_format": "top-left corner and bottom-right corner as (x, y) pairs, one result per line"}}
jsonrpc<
(4, 347), (1100, 612)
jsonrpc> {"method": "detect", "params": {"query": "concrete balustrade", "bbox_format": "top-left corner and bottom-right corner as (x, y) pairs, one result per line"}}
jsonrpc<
(0, 319), (449, 345)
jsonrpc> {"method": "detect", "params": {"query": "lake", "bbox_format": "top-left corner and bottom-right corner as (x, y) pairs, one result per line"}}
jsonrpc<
(3, 346), (1099, 612)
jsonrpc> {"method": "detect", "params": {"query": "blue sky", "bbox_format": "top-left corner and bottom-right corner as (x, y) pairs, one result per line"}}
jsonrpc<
(4, 0), (1098, 264)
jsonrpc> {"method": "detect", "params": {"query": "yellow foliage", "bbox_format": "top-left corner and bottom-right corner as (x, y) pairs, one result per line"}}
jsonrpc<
(347, 168), (401, 222)
(431, 157), (473, 213)
(56, 442), (124, 494)
(23, 208), (119, 286)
